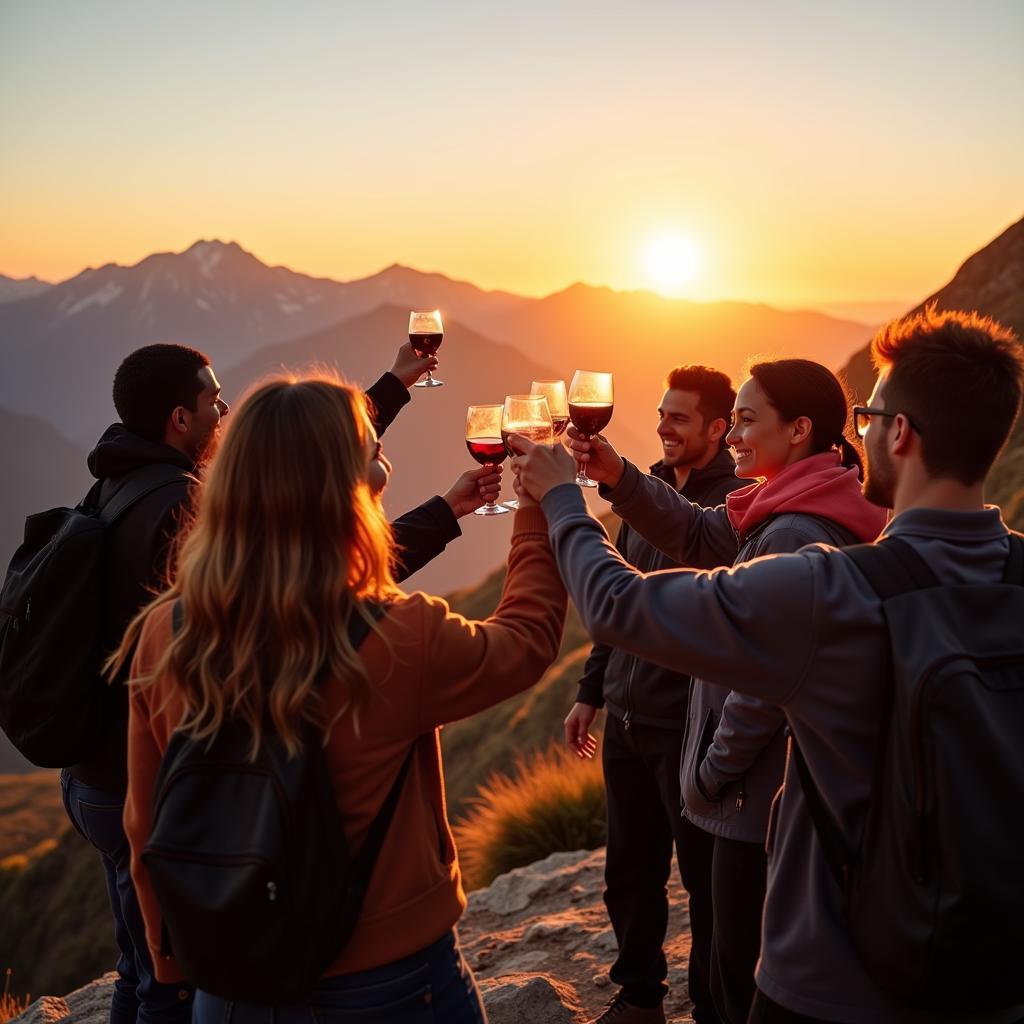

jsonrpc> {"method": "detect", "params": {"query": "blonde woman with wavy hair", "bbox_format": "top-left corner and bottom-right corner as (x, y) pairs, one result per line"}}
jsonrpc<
(117, 372), (567, 1024)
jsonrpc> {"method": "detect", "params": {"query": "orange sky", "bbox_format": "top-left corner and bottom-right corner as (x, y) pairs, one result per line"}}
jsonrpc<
(2, 2), (1022, 307)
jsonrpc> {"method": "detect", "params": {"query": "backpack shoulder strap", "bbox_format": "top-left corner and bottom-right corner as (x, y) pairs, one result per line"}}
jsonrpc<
(788, 731), (850, 893)
(844, 536), (939, 600)
(100, 464), (194, 526)
(1003, 532), (1024, 585)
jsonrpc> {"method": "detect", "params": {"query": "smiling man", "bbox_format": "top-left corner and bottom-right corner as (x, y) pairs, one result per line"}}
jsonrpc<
(566, 364), (748, 1024)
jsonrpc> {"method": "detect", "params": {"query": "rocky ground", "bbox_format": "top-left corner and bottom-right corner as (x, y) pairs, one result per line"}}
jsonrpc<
(14, 848), (695, 1024)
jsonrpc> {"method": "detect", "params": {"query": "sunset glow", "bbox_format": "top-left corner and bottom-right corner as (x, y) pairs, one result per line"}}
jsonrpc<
(1, 2), (1022, 308)
(645, 236), (700, 294)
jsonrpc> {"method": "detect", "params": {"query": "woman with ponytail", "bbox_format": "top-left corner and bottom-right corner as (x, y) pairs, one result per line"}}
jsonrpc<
(561, 358), (886, 1024)
(114, 372), (567, 1024)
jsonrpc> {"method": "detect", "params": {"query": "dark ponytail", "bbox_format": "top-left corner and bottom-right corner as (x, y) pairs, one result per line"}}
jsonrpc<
(748, 358), (865, 480)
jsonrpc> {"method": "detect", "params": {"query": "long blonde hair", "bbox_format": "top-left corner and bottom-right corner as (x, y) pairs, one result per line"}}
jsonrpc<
(109, 372), (399, 756)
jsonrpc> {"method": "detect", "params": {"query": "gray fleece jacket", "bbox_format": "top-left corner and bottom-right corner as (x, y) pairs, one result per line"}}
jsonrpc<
(602, 460), (862, 843)
(541, 480), (1021, 1024)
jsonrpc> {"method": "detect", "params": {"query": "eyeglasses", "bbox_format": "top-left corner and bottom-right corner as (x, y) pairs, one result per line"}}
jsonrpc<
(852, 406), (923, 439)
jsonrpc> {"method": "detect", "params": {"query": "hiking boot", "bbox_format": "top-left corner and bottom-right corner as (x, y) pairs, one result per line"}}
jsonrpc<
(588, 993), (667, 1024)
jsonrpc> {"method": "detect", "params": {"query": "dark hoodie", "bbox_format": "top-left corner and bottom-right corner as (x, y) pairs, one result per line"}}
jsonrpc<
(576, 446), (748, 727)
(72, 425), (198, 792)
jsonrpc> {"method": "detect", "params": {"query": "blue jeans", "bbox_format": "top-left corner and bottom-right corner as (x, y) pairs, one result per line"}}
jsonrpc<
(60, 769), (193, 1024)
(192, 930), (487, 1024)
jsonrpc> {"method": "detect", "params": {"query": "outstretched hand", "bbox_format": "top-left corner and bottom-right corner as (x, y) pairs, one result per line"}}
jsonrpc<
(565, 426), (625, 488)
(443, 464), (503, 519)
(565, 702), (599, 759)
(509, 434), (577, 503)
(390, 341), (439, 389)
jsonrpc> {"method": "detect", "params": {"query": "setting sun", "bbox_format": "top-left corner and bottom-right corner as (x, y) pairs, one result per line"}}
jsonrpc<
(645, 235), (700, 294)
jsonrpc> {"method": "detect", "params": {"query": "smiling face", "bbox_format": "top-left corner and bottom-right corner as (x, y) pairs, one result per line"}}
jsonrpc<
(657, 388), (721, 470)
(726, 377), (808, 480)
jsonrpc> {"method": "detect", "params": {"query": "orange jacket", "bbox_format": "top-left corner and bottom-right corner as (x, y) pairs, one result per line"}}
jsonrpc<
(123, 507), (567, 983)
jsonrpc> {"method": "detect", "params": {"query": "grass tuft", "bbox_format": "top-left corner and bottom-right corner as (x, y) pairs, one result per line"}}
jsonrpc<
(453, 743), (606, 891)
(1, 968), (29, 1024)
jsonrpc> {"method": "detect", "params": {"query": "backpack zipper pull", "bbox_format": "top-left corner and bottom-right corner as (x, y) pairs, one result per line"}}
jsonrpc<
(623, 713), (631, 731)
(267, 880), (277, 902)
(24, 598), (31, 623)
(735, 788), (745, 811)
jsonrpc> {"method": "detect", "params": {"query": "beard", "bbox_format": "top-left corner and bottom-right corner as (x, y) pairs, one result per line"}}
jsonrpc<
(191, 425), (221, 467)
(862, 437), (895, 509)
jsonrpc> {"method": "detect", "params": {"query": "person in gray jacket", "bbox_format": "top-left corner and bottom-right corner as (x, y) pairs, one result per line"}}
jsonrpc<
(509, 306), (1024, 1024)
(567, 365), (749, 1024)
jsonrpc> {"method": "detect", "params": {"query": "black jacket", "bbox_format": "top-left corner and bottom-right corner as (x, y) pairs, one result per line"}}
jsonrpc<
(575, 447), (748, 729)
(72, 371), (461, 794)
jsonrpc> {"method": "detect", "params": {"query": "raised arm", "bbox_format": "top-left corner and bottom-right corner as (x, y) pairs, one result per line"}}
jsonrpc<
(415, 507), (568, 731)
(364, 341), (437, 437)
(539, 482), (816, 707)
(604, 459), (739, 568)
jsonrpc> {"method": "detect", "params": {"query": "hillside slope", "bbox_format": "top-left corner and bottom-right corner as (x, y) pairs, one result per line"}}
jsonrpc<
(840, 216), (1024, 526)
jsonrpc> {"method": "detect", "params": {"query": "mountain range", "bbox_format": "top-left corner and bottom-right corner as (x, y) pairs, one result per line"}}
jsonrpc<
(0, 239), (879, 600)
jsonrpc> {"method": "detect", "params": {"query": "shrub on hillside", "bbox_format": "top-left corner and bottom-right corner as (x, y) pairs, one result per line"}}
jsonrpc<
(453, 744), (605, 890)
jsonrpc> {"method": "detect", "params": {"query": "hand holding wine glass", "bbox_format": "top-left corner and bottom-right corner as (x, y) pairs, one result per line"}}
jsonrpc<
(409, 310), (444, 388)
(501, 394), (554, 509)
(465, 405), (510, 516)
(568, 370), (614, 487)
(565, 425), (626, 488)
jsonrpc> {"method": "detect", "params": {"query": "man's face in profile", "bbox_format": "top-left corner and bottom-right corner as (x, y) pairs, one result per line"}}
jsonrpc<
(187, 365), (229, 465)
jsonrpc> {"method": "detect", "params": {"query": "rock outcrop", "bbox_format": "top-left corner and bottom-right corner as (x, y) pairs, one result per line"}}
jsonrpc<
(15, 849), (696, 1024)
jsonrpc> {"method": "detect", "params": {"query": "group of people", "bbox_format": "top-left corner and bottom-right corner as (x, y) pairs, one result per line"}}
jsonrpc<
(36, 304), (1024, 1024)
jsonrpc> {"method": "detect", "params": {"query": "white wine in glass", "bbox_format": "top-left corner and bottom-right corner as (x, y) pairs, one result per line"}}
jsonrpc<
(568, 370), (614, 487)
(530, 380), (569, 437)
(465, 405), (510, 516)
(501, 394), (553, 509)
(409, 310), (444, 388)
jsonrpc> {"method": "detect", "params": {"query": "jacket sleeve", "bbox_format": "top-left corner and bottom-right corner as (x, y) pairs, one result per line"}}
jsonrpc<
(603, 460), (739, 569)
(415, 507), (568, 731)
(574, 519), (632, 708)
(390, 496), (462, 583)
(365, 372), (410, 438)
(541, 484), (818, 707)
(699, 691), (786, 796)
(697, 521), (830, 794)
(123, 606), (186, 984)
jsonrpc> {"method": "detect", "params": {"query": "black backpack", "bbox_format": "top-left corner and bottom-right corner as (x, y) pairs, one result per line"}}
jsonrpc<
(142, 601), (414, 1004)
(792, 533), (1024, 1010)
(0, 464), (191, 767)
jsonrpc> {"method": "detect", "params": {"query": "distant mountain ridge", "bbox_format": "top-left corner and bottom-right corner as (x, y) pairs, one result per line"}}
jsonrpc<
(0, 274), (52, 304)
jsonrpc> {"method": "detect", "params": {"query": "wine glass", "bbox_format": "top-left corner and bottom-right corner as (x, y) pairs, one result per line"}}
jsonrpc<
(501, 394), (554, 509)
(409, 310), (444, 388)
(465, 406), (510, 516)
(530, 380), (569, 437)
(568, 370), (614, 487)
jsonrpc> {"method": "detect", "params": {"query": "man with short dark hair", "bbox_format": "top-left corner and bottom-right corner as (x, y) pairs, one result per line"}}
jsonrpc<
(513, 309), (1024, 1023)
(567, 365), (749, 1024)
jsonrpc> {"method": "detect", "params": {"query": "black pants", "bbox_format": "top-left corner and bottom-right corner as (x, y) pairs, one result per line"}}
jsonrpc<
(710, 835), (768, 1024)
(603, 714), (720, 1022)
(746, 991), (832, 1023)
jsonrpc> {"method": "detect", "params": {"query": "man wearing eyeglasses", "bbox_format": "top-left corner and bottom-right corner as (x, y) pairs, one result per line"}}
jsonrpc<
(511, 306), (1024, 1024)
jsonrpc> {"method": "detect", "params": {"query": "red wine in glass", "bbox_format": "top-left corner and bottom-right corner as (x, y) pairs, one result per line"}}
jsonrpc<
(466, 438), (507, 465)
(410, 332), (443, 358)
(568, 402), (614, 436)
(550, 414), (569, 437)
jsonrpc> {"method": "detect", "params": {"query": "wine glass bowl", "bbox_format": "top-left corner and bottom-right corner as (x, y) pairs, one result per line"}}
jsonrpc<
(466, 405), (510, 516)
(530, 380), (569, 437)
(410, 310), (444, 388)
(501, 394), (554, 509)
(568, 370), (614, 487)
